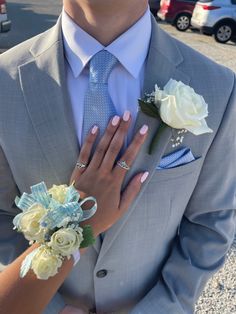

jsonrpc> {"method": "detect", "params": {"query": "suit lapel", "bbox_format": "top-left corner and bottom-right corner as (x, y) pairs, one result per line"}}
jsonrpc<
(97, 17), (191, 262)
(19, 18), (102, 254)
(18, 18), (79, 185)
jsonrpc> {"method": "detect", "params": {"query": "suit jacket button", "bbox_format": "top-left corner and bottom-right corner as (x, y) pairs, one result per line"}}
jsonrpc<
(96, 269), (108, 278)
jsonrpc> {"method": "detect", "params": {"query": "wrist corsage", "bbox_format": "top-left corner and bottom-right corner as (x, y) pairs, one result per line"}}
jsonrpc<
(13, 182), (97, 280)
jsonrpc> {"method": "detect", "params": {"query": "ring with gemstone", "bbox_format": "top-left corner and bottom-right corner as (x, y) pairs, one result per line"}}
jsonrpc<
(76, 161), (87, 169)
(116, 160), (130, 171)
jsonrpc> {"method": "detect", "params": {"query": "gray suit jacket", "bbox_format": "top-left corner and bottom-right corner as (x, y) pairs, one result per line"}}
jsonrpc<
(0, 16), (236, 314)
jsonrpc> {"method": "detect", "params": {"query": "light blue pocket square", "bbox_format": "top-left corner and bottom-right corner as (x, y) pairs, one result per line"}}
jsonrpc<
(157, 147), (195, 170)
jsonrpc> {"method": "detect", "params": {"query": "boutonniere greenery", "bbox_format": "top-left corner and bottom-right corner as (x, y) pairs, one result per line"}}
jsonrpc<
(138, 79), (213, 154)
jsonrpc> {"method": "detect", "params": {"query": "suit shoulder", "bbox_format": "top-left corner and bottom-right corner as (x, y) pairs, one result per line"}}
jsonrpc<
(0, 27), (54, 78)
(172, 35), (235, 92)
(153, 25), (235, 92)
(153, 28), (236, 125)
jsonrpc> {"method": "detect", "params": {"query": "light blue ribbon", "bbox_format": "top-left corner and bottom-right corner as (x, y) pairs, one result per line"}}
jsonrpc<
(14, 182), (97, 230)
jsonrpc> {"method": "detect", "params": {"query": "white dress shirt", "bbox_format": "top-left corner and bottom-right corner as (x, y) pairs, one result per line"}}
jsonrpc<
(61, 8), (152, 145)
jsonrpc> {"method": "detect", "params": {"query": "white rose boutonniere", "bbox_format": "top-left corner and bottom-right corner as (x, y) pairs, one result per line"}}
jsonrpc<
(157, 79), (213, 135)
(139, 79), (213, 154)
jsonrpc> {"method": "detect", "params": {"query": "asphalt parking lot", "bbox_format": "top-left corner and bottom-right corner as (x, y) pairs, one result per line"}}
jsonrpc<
(0, 0), (61, 49)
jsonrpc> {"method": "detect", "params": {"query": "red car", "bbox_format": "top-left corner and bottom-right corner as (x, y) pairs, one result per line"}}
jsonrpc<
(0, 0), (11, 32)
(158, 0), (198, 31)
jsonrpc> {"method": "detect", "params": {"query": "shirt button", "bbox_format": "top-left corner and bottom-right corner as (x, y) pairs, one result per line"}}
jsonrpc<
(96, 269), (108, 278)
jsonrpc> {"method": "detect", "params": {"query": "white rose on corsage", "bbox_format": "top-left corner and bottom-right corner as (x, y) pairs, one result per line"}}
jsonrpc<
(16, 204), (47, 242)
(31, 246), (63, 280)
(139, 79), (213, 154)
(48, 184), (68, 204)
(48, 227), (84, 256)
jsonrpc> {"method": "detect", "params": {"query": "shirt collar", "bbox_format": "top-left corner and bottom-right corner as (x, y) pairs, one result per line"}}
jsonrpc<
(62, 7), (152, 79)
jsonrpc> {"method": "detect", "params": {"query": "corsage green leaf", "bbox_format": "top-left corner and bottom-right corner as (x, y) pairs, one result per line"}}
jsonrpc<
(80, 225), (96, 248)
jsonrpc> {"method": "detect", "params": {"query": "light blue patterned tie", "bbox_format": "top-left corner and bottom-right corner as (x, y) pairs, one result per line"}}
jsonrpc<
(82, 50), (118, 143)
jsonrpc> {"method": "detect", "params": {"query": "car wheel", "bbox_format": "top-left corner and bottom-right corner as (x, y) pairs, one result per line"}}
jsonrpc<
(213, 23), (233, 43)
(175, 14), (191, 31)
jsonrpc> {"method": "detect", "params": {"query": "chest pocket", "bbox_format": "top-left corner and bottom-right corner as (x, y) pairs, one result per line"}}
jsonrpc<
(151, 157), (203, 183)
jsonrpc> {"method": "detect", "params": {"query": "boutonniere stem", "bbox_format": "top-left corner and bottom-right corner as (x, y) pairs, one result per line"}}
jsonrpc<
(149, 122), (168, 155)
(139, 98), (169, 154)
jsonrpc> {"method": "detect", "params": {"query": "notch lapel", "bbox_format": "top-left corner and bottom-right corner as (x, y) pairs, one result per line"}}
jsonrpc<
(97, 17), (191, 262)
(19, 18), (101, 254)
(18, 19), (79, 185)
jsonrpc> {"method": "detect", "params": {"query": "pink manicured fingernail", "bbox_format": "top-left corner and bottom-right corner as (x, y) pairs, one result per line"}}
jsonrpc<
(112, 115), (120, 126)
(91, 125), (98, 134)
(139, 125), (149, 135)
(141, 172), (149, 183)
(123, 110), (130, 122)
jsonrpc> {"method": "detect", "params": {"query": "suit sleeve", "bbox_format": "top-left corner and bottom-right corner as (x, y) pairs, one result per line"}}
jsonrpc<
(131, 76), (236, 314)
(0, 146), (66, 314)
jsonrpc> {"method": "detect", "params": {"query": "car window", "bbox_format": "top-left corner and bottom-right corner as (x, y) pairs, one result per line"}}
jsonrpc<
(231, 0), (236, 4)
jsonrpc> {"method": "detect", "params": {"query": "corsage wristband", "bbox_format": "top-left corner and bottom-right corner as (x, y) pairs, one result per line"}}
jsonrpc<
(72, 250), (81, 266)
(13, 182), (97, 280)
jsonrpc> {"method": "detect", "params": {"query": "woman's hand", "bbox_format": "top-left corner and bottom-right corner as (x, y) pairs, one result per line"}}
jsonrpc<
(70, 112), (149, 237)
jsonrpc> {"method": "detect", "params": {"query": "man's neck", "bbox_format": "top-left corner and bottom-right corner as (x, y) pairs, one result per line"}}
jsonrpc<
(63, 1), (148, 46)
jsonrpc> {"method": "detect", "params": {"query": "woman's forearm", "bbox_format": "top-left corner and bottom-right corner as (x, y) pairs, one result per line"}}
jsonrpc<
(0, 244), (81, 314)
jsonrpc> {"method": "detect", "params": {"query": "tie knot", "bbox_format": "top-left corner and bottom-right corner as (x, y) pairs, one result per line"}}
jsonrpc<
(89, 50), (118, 84)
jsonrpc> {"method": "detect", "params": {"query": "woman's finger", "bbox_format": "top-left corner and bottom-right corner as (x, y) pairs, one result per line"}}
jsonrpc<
(113, 124), (148, 180)
(119, 171), (149, 214)
(100, 111), (131, 171)
(89, 115), (121, 169)
(70, 125), (98, 184)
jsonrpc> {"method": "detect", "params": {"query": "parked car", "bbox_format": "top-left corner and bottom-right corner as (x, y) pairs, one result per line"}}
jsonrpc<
(158, 0), (198, 31)
(191, 0), (236, 43)
(0, 0), (11, 32)
(149, 0), (161, 16)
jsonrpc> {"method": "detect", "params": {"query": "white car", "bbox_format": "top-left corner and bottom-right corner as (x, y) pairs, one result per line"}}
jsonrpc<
(191, 0), (236, 43)
(0, 0), (11, 32)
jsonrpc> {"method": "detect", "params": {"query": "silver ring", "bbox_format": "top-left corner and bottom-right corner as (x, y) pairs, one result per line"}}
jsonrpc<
(116, 160), (130, 171)
(76, 161), (87, 169)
